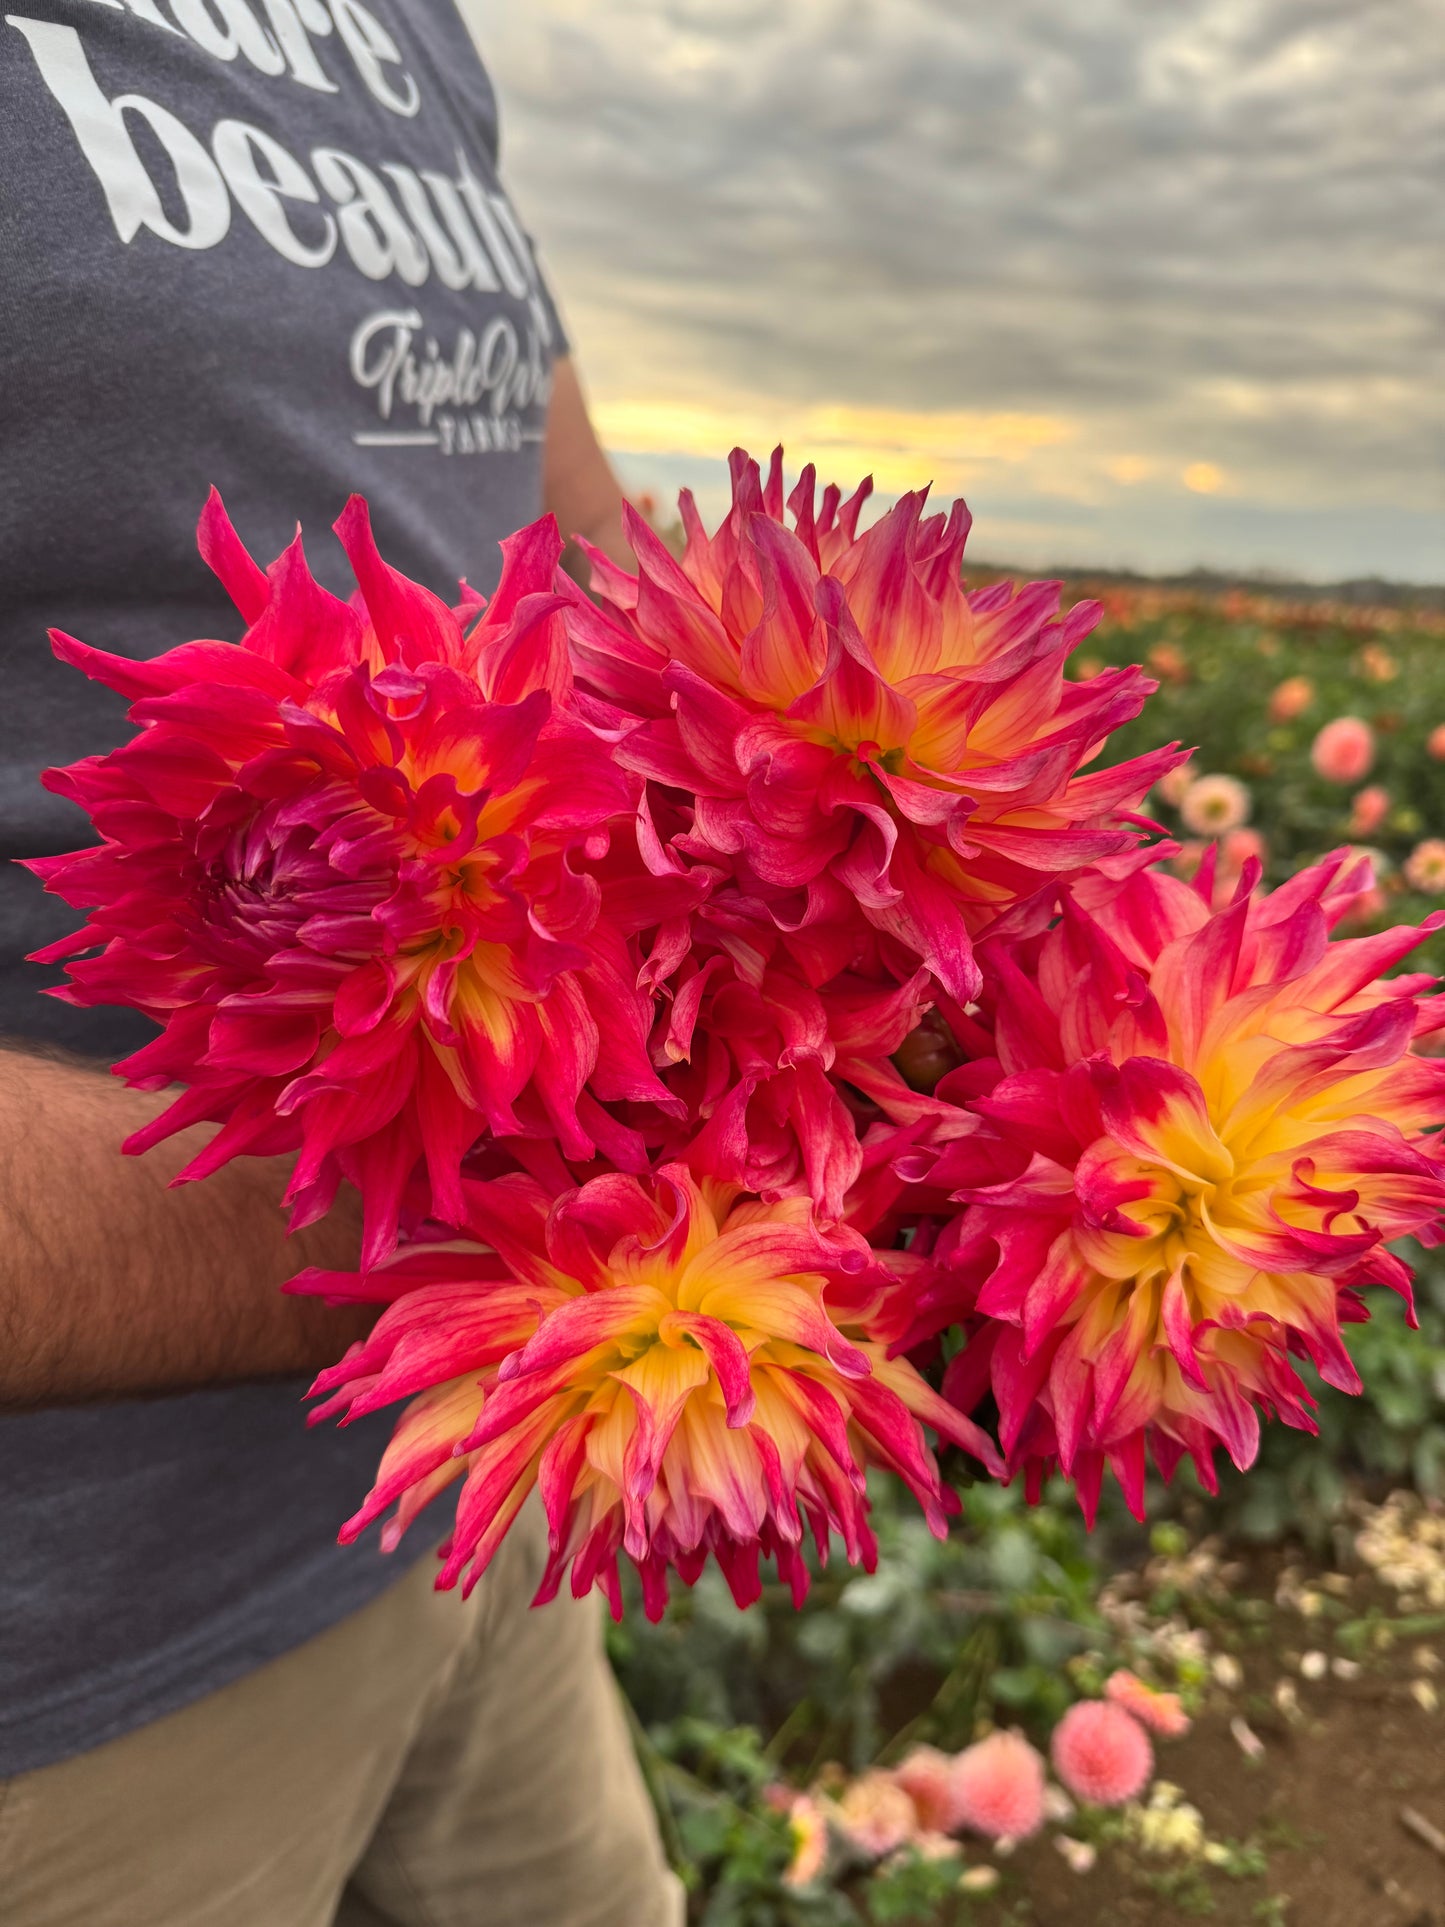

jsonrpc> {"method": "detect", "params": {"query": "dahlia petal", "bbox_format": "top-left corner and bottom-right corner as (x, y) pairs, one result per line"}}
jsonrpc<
(333, 495), (461, 668)
(197, 486), (270, 624)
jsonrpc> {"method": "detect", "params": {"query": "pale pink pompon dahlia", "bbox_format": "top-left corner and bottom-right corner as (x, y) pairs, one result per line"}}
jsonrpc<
(1050, 1701), (1153, 1807)
(949, 1730), (1048, 1840)
(912, 848), (1445, 1520)
(28, 495), (674, 1263)
(562, 448), (1181, 1003)
(298, 1164), (1001, 1618)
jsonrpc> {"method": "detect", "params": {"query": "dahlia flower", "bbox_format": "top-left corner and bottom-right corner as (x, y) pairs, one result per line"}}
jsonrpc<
(300, 1163), (1000, 1617)
(29, 495), (671, 1261)
(1105, 1669), (1191, 1738)
(1311, 716), (1375, 783)
(781, 1794), (831, 1889)
(1405, 840), (1445, 894)
(1267, 676), (1314, 723)
(563, 448), (1178, 1001)
(910, 848), (1445, 1518)
(1050, 1702), (1153, 1807)
(624, 812), (934, 1219)
(1348, 786), (1391, 838)
(893, 1746), (964, 1835)
(833, 1771), (919, 1857)
(950, 1730), (1048, 1840)
(1178, 773), (1250, 837)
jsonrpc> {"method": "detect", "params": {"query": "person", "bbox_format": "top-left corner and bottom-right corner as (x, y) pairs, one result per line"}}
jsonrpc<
(0, 5), (682, 1921)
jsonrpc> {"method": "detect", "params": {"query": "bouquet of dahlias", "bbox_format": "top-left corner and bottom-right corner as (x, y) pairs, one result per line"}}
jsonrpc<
(31, 450), (1445, 1619)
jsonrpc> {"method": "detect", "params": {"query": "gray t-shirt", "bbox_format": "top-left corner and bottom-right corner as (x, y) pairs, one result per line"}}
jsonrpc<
(0, 0), (565, 1774)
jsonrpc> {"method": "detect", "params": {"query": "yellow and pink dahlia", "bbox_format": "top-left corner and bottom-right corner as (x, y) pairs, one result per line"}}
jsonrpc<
(563, 448), (1179, 1001)
(30, 495), (672, 1261)
(902, 849), (1445, 1518)
(299, 1162), (1000, 1617)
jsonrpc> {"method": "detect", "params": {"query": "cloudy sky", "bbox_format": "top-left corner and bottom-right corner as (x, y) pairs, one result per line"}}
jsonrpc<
(461, 0), (1441, 583)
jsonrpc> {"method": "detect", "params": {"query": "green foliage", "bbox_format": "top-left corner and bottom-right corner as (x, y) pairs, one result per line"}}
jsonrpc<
(864, 1850), (970, 1923)
(611, 1472), (1121, 1782)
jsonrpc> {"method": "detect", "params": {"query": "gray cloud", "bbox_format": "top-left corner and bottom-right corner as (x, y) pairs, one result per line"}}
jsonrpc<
(462, 0), (1442, 579)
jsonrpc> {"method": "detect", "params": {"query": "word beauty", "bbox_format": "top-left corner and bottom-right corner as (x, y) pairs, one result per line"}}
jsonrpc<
(10, 13), (543, 296)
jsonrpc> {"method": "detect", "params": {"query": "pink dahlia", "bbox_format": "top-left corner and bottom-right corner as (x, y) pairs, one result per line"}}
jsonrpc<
(1348, 786), (1391, 838)
(30, 496), (673, 1261)
(1311, 716), (1375, 784)
(562, 448), (1179, 1002)
(910, 848), (1445, 1519)
(299, 1163), (1000, 1617)
(623, 812), (933, 1219)
(1051, 1701), (1152, 1806)
(950, 1730), (1047, 1840)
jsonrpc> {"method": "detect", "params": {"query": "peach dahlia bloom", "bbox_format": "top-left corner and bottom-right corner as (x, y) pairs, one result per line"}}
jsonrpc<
(834, 1771), (919, 1857)
(1105, 1669), (1191, 1738)
(1267, 675), (1314, 723)
(893, 1745), (964, 1835)
(1178, 773), (1251, 836)
(1311, 716), (1375, 784)
(301, 1164), (1000, 1617)
(950, 1730), (1048, 1840)
(564, 448), (1178, 1002)
(1405, 839), (1445, 894)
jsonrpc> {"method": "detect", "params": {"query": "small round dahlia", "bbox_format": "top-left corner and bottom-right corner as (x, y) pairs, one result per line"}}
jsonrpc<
(950, 1730), (1047, 1841)
(1405, 839), (1445, 895)
(1311, 715), (1375, 783)
(1051, 1702), (1153, 1806)
(1268, 675), (1314, 722)
(893, 1745), (962, 1834)
(1179, 772), (1250, 835)
(1348, 785), (1391, 837)
(834, 1770), (918, 1858)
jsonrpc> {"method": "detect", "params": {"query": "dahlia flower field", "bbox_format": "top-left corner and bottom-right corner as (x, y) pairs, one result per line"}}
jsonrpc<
(31, 452), (1445, 1641)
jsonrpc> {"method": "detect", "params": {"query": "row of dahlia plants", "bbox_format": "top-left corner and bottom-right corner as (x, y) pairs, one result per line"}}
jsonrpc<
(30, 448), (1445, 1621)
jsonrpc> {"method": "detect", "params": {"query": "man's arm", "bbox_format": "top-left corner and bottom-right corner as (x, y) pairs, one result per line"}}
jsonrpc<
(2, 358), (620, 1413)
(0, 1048), (370, 1410)
(543, 355), (634, 571)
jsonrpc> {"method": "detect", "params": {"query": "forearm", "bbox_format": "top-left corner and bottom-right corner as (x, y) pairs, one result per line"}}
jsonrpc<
(0, 1048), (370, 1410)
(543, 355), (633, 570)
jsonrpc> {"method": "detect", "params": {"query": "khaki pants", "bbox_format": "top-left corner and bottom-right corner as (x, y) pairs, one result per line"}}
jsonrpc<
(0, 1500), (684, 1927)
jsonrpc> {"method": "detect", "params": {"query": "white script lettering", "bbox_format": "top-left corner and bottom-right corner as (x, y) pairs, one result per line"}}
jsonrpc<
(9, 17), (231, 250)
